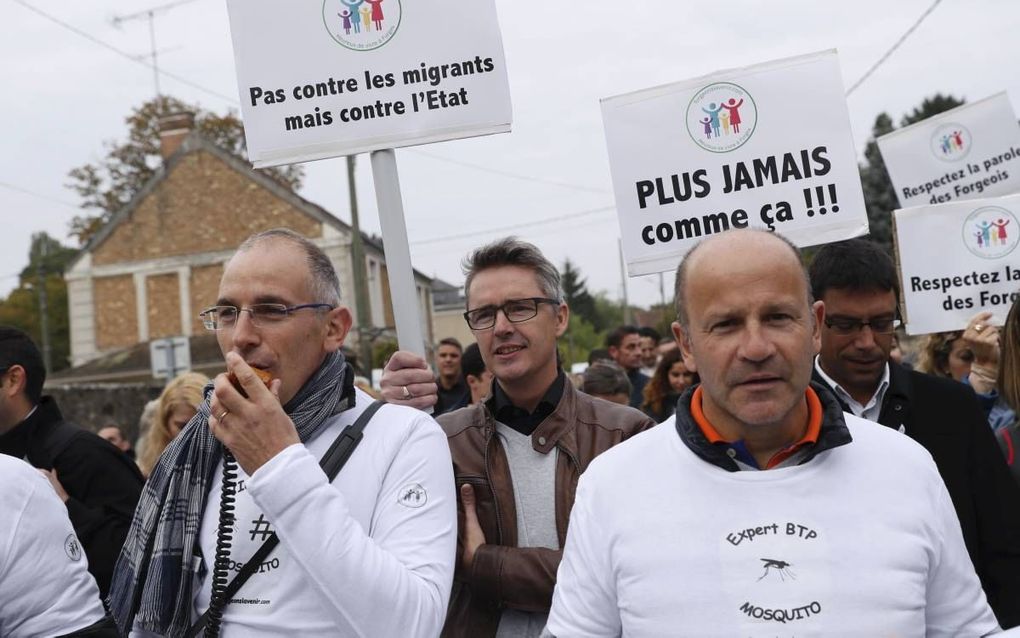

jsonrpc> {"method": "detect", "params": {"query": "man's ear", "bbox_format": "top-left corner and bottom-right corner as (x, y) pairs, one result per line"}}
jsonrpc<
(325, 306), (354, 351)
(671, 321), (697, 373)
(554, 302), (570, 338)
(811, 300), (824, 354)
(1, 364), (27, 398)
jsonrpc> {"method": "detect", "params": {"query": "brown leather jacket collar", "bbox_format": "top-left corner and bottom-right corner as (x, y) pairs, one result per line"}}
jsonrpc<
(437, 376), (656, 637)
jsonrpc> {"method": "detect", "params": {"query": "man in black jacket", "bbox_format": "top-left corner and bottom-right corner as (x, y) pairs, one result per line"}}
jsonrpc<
(0, 326), (144, 598)
(808, 239), (1020, 628)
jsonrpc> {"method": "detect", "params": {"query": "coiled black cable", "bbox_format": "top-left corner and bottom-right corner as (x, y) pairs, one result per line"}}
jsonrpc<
(205, 448), (238, 638)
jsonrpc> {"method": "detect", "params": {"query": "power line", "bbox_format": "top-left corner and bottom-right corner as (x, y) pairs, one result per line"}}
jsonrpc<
(406, 149), (609, 195)
(10, 0), (237, 104)
(0, 181), (80, 209)
(410, 205), (615, 246)
(11, 1), (607, 197)
(845, 0), (944, 97)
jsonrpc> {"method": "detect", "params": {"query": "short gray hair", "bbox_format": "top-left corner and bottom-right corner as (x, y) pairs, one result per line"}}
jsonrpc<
(581, 362), (632, 397)
(462, 237), (562, 306)
(238, 228), (341, 306)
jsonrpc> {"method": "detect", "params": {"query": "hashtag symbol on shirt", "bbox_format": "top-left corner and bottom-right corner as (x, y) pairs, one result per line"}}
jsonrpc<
(249, 514), (274, 541)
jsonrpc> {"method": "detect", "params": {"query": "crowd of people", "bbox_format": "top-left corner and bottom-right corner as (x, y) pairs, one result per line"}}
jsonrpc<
(1, 227), (1019, 636)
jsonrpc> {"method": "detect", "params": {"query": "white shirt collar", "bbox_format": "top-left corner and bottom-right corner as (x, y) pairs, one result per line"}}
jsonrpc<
(814, 356), (890, 423)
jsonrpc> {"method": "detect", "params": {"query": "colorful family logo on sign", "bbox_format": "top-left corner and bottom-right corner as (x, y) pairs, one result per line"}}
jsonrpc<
(686, 82), (757, 153)
(929, 123), (971, 162)
(323, 0), (402, 51)
(964, 205), (1018, 259)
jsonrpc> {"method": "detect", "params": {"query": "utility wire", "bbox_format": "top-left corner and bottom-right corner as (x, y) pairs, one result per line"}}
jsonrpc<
(410, 205), (615, 246)
(0, 181), (80, 209)
(9, 1), (608, 199)
(10, 0), (238, 104)
(845, 0), (944, 97)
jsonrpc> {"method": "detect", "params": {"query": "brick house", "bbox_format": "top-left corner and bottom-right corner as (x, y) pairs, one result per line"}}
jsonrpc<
(62, 114), (433, 381)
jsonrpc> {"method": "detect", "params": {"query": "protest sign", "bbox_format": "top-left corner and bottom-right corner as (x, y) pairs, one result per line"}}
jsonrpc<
(878, 93), (1020, 208)
(225, 0), (512, 168)
(601, 50), (868, 276)
(895, 194), (1020, 335)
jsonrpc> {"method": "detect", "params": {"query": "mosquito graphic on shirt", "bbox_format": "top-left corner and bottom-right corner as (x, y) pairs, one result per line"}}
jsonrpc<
(758, 558), (796, 582)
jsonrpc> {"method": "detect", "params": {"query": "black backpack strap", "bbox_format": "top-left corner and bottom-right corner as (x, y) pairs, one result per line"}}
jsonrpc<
(186, 400), (385, 638)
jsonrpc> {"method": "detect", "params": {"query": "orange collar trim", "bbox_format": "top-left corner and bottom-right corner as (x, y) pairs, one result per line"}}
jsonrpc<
(690, 385), (823, 468)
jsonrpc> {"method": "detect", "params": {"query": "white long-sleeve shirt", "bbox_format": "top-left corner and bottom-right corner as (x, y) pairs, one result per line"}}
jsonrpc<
(545, 413), (1000, 637)
(0, 455), (106, 638)
(190, 391), (456, 637)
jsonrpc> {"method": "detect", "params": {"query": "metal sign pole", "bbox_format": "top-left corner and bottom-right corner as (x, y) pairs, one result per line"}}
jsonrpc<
(370, 149), (427, 358)
(165, 343), (176, 379)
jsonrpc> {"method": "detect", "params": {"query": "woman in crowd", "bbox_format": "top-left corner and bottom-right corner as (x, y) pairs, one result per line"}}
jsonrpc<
(917, 311), (1014, 431)
(996, 297), (1020, 486)
(917, 330), (973, 380)
(137, 371), (209, 477)
(641, 347), (697, 423)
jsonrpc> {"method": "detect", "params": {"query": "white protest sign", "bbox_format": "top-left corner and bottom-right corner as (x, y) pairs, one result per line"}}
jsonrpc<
(895, 194), (1020, 335)
(601, 50), (868, 276)
(878, 93), (1020, 208)
(225, 0), (512, 168)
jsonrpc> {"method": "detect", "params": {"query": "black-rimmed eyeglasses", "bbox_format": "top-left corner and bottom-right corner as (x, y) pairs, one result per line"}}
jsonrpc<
(823, 316), (901, 336)
(199, 303), (335, 331)
(463, 297), (560, 330)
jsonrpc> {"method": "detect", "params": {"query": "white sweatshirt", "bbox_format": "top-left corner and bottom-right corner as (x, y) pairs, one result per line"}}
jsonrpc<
(191, 392), (456, 637)
(545, 413), (1000, 637)
(0, 455), (106, 638)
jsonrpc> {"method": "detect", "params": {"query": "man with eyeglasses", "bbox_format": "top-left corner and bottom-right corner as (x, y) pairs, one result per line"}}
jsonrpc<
(380, 237), (654, 637)
(809, 238), (1020, 628)
(109, 228), (456, 637)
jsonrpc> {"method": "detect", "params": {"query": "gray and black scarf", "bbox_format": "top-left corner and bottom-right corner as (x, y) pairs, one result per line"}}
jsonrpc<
(109, 350), (353, 637)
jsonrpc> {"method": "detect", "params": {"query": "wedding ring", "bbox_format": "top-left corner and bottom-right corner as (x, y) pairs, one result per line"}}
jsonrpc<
(217, 410), (229, 421)
(975, 324), (985, 332)
(401, 386), (412, 399)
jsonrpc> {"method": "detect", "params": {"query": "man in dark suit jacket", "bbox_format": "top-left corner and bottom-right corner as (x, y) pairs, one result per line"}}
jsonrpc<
(808, 239), (1020, 628)
(0, 326), (144, 598)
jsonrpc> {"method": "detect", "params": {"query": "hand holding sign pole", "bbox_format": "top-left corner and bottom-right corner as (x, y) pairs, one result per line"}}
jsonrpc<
(225, 0), (512, 357)
(371, 149), (425, 354)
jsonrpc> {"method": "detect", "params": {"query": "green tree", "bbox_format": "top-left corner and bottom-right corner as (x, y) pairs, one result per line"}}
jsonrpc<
(859, 93), (965, 253)
(561, 314), (604, 368)
(648, 302), (675, 340)
(561, 259), (598, 328)
(592, 292), (625, 335)
(0, 233), (79, 372)
(66, 95), (305, 245)
(372, 338), (399, 369)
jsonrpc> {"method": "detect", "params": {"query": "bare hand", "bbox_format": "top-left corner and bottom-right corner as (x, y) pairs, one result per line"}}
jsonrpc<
(38, 468), (69, 503)
(209, 352), (297, 476)
(961, 311), (1000, 367)
(460, 483), (486, 568)
(379, 350), (438, 410)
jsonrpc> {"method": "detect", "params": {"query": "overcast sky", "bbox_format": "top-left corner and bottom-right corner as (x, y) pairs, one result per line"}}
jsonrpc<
(3, 0), (1019, 310)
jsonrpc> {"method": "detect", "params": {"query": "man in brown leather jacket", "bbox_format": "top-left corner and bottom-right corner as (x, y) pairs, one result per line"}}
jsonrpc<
(381, 238), (654, 637)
